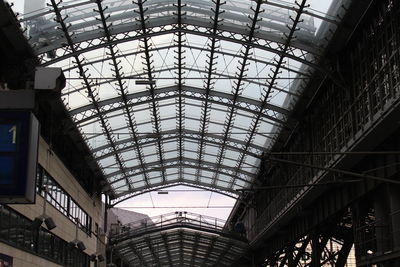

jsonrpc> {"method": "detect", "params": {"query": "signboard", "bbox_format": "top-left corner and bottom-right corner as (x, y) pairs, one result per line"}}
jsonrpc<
(0, 111), (39, 203)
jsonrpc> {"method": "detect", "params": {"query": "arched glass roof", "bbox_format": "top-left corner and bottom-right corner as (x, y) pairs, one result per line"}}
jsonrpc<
(20, 0), (344, 201)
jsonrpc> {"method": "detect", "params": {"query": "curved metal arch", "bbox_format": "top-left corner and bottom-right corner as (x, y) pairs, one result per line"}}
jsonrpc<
(111, 171), (248, 198)
(84, 112), (275, 145)
(69, 83), (287, 119)
(110, 212), (241, 244)
(34, 0), (317, 38)
(112, 178), (242, 200)
(64, 65), (303, 102)
(62, 44), (311, 80)
(24, 0), (343, 200)
(93, 130), (264, 161)
(23, 0), (335, 30)
(110, 182), (239, 205)
(101, 141), (259, 170)
(112, 228), (247, 266)
(37, 16), (321, 70)
(106, 158), (255, 184)
(70, 85), (288, 127)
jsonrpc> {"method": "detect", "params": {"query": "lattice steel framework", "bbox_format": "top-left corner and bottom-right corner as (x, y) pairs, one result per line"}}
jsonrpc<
(109, 212), (248, 266)
(20, 0), (343, 201)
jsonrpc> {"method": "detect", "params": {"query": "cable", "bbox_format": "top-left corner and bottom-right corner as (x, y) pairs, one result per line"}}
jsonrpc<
(148, 192), (155, 208)
(116, 206), (234, 209)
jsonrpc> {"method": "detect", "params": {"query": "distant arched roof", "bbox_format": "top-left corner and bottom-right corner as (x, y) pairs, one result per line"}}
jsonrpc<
(22, 0), (344, 201)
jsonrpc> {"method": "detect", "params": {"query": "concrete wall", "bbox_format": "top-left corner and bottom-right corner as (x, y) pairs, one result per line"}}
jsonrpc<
(4, 137), (105, 266)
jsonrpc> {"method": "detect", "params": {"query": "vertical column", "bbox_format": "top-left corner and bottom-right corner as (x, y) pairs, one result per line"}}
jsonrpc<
(389, 185), (400, 249)
(374, 187), (390, 253)
(310, 233), (321, 267)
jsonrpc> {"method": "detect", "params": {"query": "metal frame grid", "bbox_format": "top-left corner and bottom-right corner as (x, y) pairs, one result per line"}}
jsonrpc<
(20, 0), (342, 201)
(109, 212), (248, 266)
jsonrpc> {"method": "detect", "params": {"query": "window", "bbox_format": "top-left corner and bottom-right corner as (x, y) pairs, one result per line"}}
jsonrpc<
(36, 165), (92, 235)
(0, 205), (90, 266)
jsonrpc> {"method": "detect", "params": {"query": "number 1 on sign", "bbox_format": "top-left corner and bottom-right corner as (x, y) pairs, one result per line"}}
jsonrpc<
(9, 125), (16, 144)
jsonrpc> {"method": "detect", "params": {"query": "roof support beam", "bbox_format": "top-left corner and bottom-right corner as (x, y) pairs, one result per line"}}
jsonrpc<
(111, 182), (237, 205)
(49, 0), (131, 194)
(135, 0), (167, 183)
(94, 131), (263, 161)
(228, 0), (309, 190)
(129, 242), (149, 267)
(214, 243), (234, 266)
(211, 0), (263, 188)
(175, 0), (185, 182)
(94, 0), (151, 187)
(201, 237), (217, 266)
(106, 158), (254, 186)
(93, 128), (266, 155)
(162, 233), (173, 267)
(63, 45), (310, 82)
(190, 233), (201, 266)
(38, 17), (321, 68)
(69, 84), (289, 121)
(195, 0), (224, 184)
(145, 237), (161, 267)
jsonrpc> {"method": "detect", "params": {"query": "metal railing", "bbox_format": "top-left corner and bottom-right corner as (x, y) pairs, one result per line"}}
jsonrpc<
(109, 211), (244, 243)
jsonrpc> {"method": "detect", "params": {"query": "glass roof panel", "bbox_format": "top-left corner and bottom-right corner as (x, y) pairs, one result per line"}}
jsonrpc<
(18, 0), (346, 200)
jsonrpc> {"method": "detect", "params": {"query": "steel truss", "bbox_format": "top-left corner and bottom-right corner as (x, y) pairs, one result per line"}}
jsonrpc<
(23, 0), (343, 200)
(263, 213), (354, 267)
(109, 212), (248, 266)
(246, 0), (400, 252)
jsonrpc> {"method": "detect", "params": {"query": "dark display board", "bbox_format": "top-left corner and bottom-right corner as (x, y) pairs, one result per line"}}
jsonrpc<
(0, 111), (39, 203)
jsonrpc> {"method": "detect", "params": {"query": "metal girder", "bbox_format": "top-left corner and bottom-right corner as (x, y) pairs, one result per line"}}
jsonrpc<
(83, 112), (271, 143)
(62, 44), (311, 82)
(49, 0), (132, 193)
(93, 128), (265, 156)
(145, 237), (161, 267)
(263, 232), (354, 267)
(114, 233), (246, 266)
(109, 158), (253, 183)
(106, 157), (254, 185)
(179, 230), (184, 266)
(195, 0), (224, 185)
(135, 0), (167, 184)
(36, 11), (321, 65)
(23, 0), (334, 34)
(210, 0), (263, 188)
(201, 236), (218, 267)
(64, 65), (303, 101)
(101, 143), (258, 171)
(227, 0), (309, 191)
(94, 0), (151, 187)
(110, 182), (238, 205)
(175, 0), (185, 183)
(94, 132), (262, 162)
(40, 25), (319, 71)
(129, 242), (149, 267)
(69, 84), (289, 121)
(29, 0), (347, 202)
(214, 242), (234, 266)
(190, 233), (201, 266)
(162, 233), (173, 267)
(32, 1), (318, 49)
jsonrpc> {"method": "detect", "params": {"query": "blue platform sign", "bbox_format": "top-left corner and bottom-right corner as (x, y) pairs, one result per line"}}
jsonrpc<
(0, 124), (18, 151)
(0, 124), (18, 185)
(0, 111), (39, 203)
